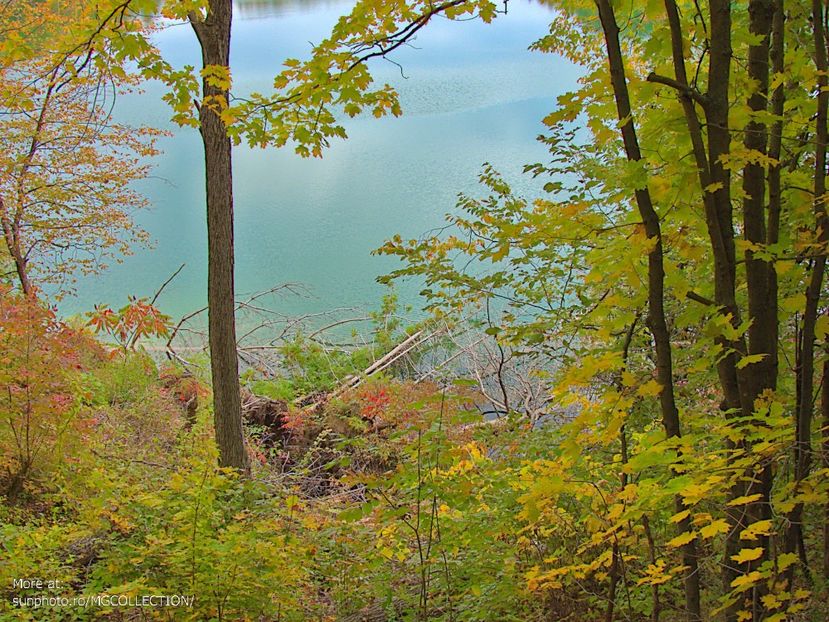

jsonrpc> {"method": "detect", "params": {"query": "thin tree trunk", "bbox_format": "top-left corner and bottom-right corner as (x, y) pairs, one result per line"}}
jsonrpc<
(0, 197), (31, 295)
(594, 2), (702, 619)
(642, 515), (661, 622)
(787, 0), (829, 581)
(742, 0), (775, 398)
(607, 319), (637, 622)
(822, 356), (829, 579)
(1, 71), (59, 297)
(190, 0), (247, 471)
(703, 5), (763, 617)
(740, 3), (776, 617)
(766, 0), (785, 340)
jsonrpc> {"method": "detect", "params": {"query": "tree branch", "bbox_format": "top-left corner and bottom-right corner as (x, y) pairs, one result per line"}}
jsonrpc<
(647, 72), (708, 108)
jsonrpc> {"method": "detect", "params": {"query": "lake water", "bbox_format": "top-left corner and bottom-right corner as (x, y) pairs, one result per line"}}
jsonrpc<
(63, 0), (578, 328)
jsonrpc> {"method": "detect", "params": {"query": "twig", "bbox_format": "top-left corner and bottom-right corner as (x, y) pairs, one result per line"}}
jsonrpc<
(150, 263), (185, 306)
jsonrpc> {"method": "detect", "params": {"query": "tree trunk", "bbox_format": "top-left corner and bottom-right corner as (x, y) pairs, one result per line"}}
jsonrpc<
(822, 356), (829, 579)
(740, 3), (776, 617)
(595, 2), (702, 619)
(785, 0), (829, 586)
(190, 0), (247, 471)
(0, 197), (32, 295)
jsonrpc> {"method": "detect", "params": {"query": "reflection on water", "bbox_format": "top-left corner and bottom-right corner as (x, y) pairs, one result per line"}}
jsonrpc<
(64, 0), (578, 321)
(234, 0), (349, 18)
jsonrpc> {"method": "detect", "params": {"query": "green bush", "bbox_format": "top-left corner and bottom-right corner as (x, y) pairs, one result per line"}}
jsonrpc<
(86, 414), (315, 621)
(85, 352), (158, 406)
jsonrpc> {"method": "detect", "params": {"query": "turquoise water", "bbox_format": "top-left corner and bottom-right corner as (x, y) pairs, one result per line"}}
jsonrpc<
(64, 0), (578, 324)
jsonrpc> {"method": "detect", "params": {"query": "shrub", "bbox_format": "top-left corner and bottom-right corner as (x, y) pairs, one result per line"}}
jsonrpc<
(87, 413), (315, 621)
(0, 288), (91, 499)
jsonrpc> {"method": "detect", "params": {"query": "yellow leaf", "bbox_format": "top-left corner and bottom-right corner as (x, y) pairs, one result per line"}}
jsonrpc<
(760, 593), (781, 610)
(700, 519), (729, 539)
(737, 353), (767, 369)
(777, 552), (798, 571)
(667, 530), (697, 548)
(636, 560), (672, 586)
(731, 547), (764, 564)
(669, 510), (691, 524)
(782, 294), (806, 313)
(680, 483), (710, 506)
(770, 72), (785, 90)
(727, 494), (762, 507)
(730, 570), (763, 591)
(816, 315), (829, 341)
(740, 520), (774, 541)
(638, 380), (662, 397)
(775, 259), (795, 275)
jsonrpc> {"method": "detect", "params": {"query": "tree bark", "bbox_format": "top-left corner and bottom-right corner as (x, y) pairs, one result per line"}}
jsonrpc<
(0, 197), (31, 296)
(742, 0), (775, 399)
(740, 4), (776, 617)
(594, 2), (702, 619)
(822, 356), (829, 580)
(1, 72), (58, 297)
(787, 0), (829, 580)
(190, 0), (247, 471)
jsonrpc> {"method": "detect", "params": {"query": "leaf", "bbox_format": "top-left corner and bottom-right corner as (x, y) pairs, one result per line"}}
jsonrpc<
(700, 519), (729, 539)
(667, 530), (697, 548)
(740, 520), (774, 541)
(776, 552), (798, 571)
(669, 510), (690, 524)
(338, 502), (376, 522)
(679, 483), (710, 506)
(727, 494), (762, 507)
(730, 570), (763, 591)
(816, 315), (829, 341)
(731, 547), (764, 564)
(637, 380), (662, 397)
(736, 353), (767, 369)
(782, 294), (806, 314)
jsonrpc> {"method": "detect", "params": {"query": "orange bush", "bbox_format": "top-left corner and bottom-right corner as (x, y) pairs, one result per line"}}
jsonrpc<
(0, 287), (93, 498)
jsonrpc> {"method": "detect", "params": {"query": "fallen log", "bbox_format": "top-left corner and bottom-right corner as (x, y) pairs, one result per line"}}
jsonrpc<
(293, 328), (442, 411)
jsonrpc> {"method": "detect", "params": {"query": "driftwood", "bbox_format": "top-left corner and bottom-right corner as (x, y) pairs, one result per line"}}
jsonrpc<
(296, 328), (442, 411)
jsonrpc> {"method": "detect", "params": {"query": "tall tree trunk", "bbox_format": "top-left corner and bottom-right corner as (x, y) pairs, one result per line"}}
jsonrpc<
(766, 0), (785, 379)
(740, 3), (776, 617)
(822, 355), (829, 579)
(190, 0), (247, 471)
(595, 2), (702, 619)
(704, 5), (761, 618)
(787, 0), (829, 581)
(742, 0), (775, 398)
